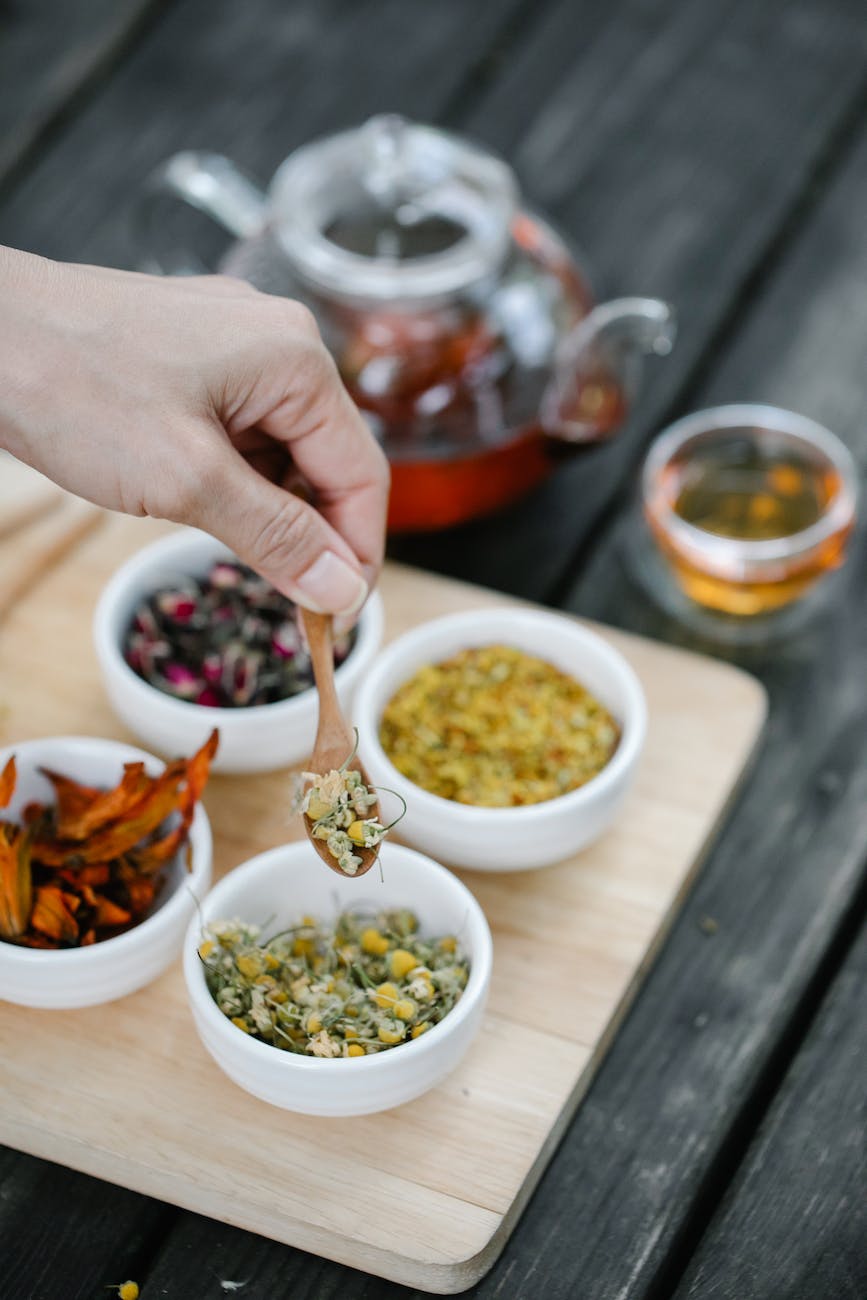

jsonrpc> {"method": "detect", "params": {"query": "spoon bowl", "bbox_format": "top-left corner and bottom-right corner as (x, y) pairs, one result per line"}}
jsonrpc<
(301, 609), (381, 877)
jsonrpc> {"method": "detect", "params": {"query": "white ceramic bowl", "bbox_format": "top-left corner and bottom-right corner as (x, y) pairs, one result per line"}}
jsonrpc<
(93, 528), (384, 774)
(353, 608), (647, 871)
(183, 841), (492, 1116)
(0, 736), (212, 1009)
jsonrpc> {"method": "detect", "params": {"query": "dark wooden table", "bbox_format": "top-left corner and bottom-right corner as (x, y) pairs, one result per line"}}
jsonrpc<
(2, 2), (867, 1297)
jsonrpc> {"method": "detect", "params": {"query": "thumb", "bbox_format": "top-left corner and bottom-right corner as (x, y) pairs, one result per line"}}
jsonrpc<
(192, 450), (369, 617)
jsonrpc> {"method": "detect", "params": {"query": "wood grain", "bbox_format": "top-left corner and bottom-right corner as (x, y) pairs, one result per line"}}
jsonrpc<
(676, 915), (867, 1300)
(0, 515), (764, 1293)
(0, 0), (167, 188)
(0, 454), (61, 539)
(0, 496), (104, 621)
(524, 63), (867, 1300)
(1, 1), (866, 1295)
(391, 0), (867, 598)
(0, 0), (533, 268)
(3, 0), (866, 605)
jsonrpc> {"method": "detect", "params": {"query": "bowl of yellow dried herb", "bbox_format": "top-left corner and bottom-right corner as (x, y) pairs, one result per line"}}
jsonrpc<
(353, 608), (646, 870)
(183, 840), (492, 1115)
(0, 733), (214, 1008)
(94, 527), (384, 774)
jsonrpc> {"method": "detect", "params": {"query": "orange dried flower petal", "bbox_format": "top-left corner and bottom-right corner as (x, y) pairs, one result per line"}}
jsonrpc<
(0, 756), (16, 809)
(33, 769), (185, 866)
(91, 894), (132, 930)
(30, 885), (79, 944)
(125, 876), (157, 914)
(58, 761), (149, 840)
(39, 768), (102, 828)
(0, 821), (32, 940)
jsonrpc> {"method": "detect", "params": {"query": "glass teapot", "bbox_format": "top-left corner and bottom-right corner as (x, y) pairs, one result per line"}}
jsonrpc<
(138, 115), (675, 531)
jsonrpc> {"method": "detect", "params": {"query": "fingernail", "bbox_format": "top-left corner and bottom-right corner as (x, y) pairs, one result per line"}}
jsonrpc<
(294, 551), (368, 616)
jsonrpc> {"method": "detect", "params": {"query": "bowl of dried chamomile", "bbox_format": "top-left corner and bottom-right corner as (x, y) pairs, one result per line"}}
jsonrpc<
(354, 607), (647, 870)
(183, 839), (492, 1115)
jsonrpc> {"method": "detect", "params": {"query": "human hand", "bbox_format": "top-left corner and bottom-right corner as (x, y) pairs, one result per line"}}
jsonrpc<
(0, 247), (389, 621)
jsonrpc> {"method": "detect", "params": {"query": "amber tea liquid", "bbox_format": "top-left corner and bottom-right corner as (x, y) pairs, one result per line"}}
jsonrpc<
(649, 434), (851, 615)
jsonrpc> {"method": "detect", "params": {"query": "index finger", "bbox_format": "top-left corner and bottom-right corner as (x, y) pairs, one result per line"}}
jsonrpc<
(255, 341), (390, 589)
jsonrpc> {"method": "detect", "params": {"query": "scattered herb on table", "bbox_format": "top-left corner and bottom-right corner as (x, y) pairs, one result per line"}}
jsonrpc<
(0, 730), (217, 949)
(124, 560), (355, 707)
(200, 908), (468, 1055)
(380, 644), (620, 807)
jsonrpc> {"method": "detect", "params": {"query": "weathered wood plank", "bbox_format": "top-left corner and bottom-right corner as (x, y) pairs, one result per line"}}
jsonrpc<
(0, 0), (167, 189)
(392, 0), (867, 596)
(80, 21), (867, 1299)
(530, 71), (867, 1300)
(0, 1146), (171, 1300)
(3, 0), (866, 605)
(673, 911), (867, 1300)
(0, 3), (549, 1299)
(2, 1), (867, 1298)
(0, 0), (535, 268)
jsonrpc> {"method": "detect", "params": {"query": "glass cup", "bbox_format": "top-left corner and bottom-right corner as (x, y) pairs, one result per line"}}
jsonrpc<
(631, 404), (858, 641)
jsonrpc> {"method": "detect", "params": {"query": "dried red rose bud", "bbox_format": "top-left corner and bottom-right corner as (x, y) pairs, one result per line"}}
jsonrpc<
(122, 558), (356, 708)
(241, 614), (270, 643)
(271, 622), (299, 659)
(201, 653), (223, 685)
(133, 605), (161, 638)
(156, 591), (198, 623)
(161, 662), (202, 698)
(231, 651), (263, 706)
(209, 562), (243, 590)
(141, 639), (171, 677)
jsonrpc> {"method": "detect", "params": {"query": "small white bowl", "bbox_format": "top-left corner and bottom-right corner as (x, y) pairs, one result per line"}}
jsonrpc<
(0, 736), (212, 1009)
(183, 841), (492, 1116)
(93, 528), (384, 774)
(353, 608), (647, 871)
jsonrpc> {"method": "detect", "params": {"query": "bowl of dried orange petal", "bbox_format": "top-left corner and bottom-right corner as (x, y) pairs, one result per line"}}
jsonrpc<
(0, 732), (214, 1008)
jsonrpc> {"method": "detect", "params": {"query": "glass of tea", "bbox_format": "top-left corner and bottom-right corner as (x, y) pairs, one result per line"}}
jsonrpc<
(635, 404), (858, 639)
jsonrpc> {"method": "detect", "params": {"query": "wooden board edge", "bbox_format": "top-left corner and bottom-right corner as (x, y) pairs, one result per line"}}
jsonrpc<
(0, 533), (772, 1294)
(0, 1115), (503, 1295)
(418, 674), (771, 1293)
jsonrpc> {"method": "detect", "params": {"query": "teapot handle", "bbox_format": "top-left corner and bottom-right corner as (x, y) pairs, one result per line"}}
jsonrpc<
(541, 297), (676, 441)
(135, 151), (267, 274)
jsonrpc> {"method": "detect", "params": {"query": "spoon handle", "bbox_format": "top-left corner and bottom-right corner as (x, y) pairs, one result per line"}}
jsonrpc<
(301, 609), (347, 753)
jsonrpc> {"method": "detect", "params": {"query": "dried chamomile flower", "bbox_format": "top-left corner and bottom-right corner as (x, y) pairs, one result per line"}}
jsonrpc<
(380, 644), (620, 806)
(300, 736), (404, 875)
(200, 910), (468, 1057)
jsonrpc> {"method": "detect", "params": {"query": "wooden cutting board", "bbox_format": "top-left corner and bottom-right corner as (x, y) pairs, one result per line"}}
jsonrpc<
(0, 515), (766, 1294)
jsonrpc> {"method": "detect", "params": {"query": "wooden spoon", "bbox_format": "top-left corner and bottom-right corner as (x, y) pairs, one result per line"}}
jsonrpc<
(300, 608), (381, 877)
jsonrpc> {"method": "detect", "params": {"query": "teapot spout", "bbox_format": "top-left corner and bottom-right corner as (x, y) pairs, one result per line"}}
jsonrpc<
(542, 297), (676, 442)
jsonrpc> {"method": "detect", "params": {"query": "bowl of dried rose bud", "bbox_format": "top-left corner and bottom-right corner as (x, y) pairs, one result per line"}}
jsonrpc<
(93, 528), (384, 773)
(353, 607), (647, 870)
(183, 839), (492, 1115)
(0, 732), (214, 1008)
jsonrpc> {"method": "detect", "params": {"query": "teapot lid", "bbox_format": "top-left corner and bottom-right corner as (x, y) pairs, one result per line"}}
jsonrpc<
(269, 115), (517, 301)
